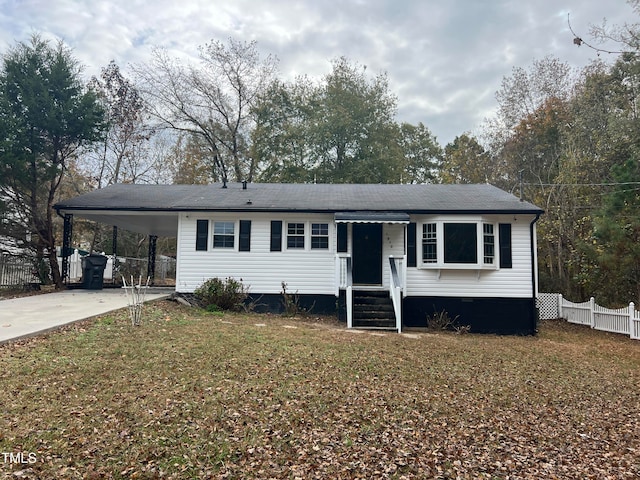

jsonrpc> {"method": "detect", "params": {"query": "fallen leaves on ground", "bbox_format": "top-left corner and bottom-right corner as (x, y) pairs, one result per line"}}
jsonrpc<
(1, 301), (640, 479)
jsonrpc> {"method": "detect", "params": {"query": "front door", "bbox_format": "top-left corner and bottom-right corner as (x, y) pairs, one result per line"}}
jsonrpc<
(352, 223), (383, 285)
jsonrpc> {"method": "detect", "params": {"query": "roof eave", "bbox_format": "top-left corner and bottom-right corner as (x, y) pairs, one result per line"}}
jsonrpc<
(56, 205), (544, 215)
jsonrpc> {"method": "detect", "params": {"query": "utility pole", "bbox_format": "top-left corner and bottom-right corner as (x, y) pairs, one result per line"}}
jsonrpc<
(519, 170), (524, 201)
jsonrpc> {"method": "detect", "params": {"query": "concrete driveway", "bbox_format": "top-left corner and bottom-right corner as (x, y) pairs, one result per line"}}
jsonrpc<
(0, 287), (173, 344)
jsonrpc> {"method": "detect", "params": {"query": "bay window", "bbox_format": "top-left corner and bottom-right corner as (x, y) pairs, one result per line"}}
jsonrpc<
(419, 220), (510, 269)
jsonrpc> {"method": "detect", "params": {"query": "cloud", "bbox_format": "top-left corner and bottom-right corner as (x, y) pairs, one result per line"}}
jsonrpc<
(0, 0), (635, 145)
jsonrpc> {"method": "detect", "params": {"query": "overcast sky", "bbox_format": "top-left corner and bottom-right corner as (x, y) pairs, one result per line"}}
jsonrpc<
(0, 0), (635, 146)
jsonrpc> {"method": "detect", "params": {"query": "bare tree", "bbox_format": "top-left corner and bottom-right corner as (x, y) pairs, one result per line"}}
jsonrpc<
(568, 3), (640, 55)
(84, 61), (154, 187)
(132, 38), (278, 183)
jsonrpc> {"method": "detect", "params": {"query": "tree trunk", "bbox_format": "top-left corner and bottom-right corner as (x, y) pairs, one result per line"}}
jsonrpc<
(46, 174), (64, 289)
(49, 245), (63, 289)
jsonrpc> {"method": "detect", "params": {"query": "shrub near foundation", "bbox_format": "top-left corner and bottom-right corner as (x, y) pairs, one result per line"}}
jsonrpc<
(427, 308), (470, 334)
(194, 277), (248, 311)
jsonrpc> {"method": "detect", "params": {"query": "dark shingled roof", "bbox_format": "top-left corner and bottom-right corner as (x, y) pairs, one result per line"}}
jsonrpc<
(56, 183), (543, 214)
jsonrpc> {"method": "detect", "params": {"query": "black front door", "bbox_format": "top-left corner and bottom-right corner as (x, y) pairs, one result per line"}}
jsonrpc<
(352, 223), (383, 285)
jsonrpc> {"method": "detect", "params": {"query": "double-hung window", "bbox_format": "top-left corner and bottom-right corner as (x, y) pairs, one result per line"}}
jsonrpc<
(483, 223), (495, 264)
(422, 223), (437, 263)
(311, 223), (329, 249)
(213, 221), (235, 248)
(287, 223), (305, 249)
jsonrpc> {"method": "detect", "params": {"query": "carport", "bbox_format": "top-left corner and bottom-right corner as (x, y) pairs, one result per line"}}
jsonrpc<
(54, 186), (180, 286)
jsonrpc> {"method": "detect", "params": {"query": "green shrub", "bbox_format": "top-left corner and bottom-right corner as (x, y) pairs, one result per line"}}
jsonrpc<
(194, 277), (249, 311)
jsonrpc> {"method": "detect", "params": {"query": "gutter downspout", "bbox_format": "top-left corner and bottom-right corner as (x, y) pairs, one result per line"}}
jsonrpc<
(530, 212), (542, 333)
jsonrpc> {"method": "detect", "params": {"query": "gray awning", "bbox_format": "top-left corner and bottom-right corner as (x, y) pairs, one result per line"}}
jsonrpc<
(335, 212), (410, 224)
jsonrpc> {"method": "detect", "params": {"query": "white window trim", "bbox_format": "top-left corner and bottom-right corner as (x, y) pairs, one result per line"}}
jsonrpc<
(483, 223), (495, 266)
(419, 220), (499, 270)
(284, 221), (332, 251)
(311, 222), (330, 250)
(286, 221), (306, 250)
(212, 220), (237, 250)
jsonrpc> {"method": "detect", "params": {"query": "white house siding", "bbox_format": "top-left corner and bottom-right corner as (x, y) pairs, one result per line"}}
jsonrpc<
(176, 212), (337, 295)
(405, 214), (536, 299)
(381, 223), (405, 287)
(176, 211), (536, 300)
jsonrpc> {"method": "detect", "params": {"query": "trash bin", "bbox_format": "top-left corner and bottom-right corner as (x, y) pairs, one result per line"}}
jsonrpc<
(82, 254), (108, 290)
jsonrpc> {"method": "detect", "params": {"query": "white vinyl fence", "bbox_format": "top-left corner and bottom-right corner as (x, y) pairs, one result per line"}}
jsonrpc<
(59, 249), (176, 283)
(58, 250), (113, 282)
(538, 293), (640, 340)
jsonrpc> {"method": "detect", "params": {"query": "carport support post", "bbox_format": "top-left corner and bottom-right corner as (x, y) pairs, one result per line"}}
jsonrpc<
(61, 214), (73, 285)
(147, 235), (157, 286)
(112, 226), (118, 282)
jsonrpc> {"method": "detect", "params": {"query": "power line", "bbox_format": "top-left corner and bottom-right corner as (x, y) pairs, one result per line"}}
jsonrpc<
(522, 182), (640, 187)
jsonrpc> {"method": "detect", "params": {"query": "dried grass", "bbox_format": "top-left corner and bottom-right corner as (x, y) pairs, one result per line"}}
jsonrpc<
(1, 302), (640, 479)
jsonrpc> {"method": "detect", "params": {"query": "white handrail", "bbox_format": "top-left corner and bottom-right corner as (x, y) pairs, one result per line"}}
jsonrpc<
(335, 254), (351, 292)
(389, 256), (403, 332)
(336, 254), (353, 328)
(346, 285), (353, 329)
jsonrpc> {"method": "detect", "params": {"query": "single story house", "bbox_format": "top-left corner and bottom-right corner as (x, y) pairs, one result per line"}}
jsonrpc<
(54, 182), (543, 334)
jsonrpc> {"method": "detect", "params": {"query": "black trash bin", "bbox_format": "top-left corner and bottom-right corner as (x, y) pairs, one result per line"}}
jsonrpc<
(82, 254), (108, 290)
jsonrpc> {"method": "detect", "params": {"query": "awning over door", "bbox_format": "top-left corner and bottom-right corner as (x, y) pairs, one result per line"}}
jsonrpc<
(334, 212), (410, 224)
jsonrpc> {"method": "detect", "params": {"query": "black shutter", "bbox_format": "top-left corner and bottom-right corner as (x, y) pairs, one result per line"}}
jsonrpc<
(239, 220), (251, 252)
(270, 220), (282, 251)
(337, 223), (348, 253)
(499, 223), (512, 268)
(407, 222), (417, 267)
(196, 220), (208, 251)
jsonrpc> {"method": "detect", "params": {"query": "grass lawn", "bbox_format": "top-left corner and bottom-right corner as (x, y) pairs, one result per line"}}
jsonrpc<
(1, 299), (640, 479)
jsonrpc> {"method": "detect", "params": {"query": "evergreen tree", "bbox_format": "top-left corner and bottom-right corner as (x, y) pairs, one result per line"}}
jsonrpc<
(0, 35), (105, 287)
